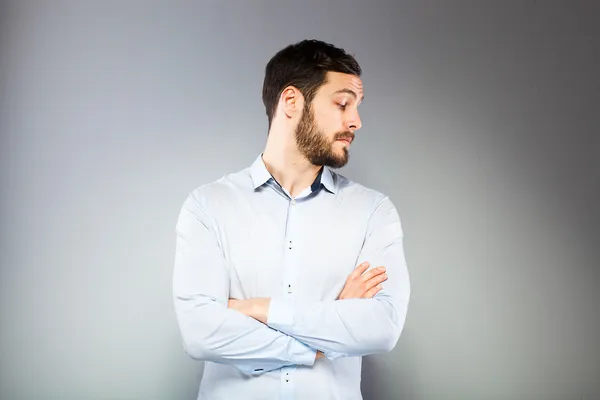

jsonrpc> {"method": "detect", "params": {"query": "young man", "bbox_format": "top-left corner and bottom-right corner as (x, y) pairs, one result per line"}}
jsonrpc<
(173, 39), (411, 399)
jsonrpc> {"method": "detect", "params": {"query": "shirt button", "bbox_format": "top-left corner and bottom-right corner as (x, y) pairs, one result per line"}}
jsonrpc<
(287, 285), (292, 294)
(291, 199), (296, 206)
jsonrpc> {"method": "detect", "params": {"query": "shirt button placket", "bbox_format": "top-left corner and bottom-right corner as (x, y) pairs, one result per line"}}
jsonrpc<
(281, 367), (296, 399)
(281, 197), (298, 399)
(286, 238), (293, 294)
(284, 197), (296, 296)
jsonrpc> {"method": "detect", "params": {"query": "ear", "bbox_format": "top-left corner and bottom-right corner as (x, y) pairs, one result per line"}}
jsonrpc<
(280, 86), (304, 118)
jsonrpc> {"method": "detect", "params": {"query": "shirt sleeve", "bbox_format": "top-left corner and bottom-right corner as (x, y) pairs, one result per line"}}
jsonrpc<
(266, 196), (411, 358)
(173, 192), (317, 376)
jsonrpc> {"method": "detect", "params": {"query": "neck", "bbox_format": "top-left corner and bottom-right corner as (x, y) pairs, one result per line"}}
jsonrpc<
(262, 126), (321, 198)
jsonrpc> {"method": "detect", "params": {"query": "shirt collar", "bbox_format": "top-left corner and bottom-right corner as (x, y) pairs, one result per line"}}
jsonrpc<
(250, 154), (336, 194)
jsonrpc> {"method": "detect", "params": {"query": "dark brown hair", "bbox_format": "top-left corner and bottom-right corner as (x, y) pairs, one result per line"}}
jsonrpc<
(262, 39), (362, 130)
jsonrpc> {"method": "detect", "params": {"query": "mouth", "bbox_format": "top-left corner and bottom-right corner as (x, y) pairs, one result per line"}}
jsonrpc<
(336, 137), (353, 144)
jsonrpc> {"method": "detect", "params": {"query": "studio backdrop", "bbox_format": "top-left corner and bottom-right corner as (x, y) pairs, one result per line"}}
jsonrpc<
(0, 1), (598, 399)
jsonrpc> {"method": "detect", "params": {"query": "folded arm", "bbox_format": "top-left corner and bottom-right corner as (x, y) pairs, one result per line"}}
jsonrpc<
(266, 196), (411, 358)
(173, 193), (317, 376)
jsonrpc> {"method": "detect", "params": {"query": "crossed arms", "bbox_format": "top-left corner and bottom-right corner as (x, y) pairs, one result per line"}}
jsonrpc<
(172, 193), (411, 376)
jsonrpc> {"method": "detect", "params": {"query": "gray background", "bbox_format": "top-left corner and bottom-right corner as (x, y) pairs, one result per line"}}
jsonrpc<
(1, 1), (598, 399)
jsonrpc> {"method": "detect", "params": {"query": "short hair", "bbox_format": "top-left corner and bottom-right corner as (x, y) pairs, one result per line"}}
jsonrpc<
(262, 39), (362, 130)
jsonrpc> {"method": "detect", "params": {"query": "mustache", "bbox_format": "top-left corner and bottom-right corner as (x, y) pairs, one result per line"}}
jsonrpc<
(334, 132), (355, 142)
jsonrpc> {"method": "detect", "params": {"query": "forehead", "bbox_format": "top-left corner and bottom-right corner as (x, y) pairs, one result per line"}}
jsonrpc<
(320, 71), (364, 98)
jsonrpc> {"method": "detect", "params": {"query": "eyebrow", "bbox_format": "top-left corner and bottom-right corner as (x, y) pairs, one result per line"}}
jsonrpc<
(333, 88), (364, 103)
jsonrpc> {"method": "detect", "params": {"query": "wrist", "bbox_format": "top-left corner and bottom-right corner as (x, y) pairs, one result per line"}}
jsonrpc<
(250, 298), (270, 324)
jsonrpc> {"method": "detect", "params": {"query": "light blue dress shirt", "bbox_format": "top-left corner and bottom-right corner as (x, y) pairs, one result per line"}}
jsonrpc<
(173, 154), (411, 400)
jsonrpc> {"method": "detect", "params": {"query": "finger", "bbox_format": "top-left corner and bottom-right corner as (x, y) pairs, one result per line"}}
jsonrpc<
(349, 261), (370, 279)
(361, 266), (386, 282)
(364, 272), (388, 290)
(362, 284), (383, 299)
(337, 286), (349, 300)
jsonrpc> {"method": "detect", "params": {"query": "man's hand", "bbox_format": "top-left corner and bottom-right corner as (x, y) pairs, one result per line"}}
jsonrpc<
(228, 298), (270, 324)
(227, 262), (385, 363)
(314, 264), (388, 361)
(337, 262), (387, 300)
(228, 262), (387, 321)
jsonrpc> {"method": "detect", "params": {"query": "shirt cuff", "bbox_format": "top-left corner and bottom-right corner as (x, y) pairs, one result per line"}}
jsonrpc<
(288, 338), (317, 366)
(267, 296), (296, 332)
(322, 349), (346, 361)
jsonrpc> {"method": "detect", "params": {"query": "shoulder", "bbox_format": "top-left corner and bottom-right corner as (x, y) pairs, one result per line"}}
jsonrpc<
(331, 170), (392, 210)
(182, 165), (252, 213)
(332, 171), (403, 235)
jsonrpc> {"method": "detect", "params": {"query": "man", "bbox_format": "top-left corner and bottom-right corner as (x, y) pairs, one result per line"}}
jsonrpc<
(173, 39), (410, 399)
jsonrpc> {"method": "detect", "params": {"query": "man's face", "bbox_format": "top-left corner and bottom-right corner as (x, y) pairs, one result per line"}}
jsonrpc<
(294, 71), (364, 169)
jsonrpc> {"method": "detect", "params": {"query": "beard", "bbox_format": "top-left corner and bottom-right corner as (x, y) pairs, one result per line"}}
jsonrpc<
(294, 103), (354, 169)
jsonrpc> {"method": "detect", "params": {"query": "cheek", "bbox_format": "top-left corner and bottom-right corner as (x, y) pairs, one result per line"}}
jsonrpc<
(314, 110), (341, 134)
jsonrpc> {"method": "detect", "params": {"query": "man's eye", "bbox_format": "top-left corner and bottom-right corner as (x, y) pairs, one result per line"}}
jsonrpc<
(337, 103), (347, 110)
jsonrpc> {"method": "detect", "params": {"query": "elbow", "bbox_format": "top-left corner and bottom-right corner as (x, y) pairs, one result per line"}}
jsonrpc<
(181, 337), (261, 377)
(377, 297), (409, 353)
(176, 322), (226, 363)
(355, 323), (401, 355)
(181, 337), (215, 361)
(174, 295), (224, 362)
(381, 326), (402, 353)
(368, 306), (407, 354)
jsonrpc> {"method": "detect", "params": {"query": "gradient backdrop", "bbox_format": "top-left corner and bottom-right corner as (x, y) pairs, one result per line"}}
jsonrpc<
(1, 1), (599, 399)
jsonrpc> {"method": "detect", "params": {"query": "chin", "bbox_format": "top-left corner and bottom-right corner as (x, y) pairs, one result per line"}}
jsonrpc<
(335, 147), (349, 158)
(328, 154), (349, 169)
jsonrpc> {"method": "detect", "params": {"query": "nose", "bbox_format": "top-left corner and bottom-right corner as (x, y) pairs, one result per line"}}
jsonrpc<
(347, 110), (362, 132)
